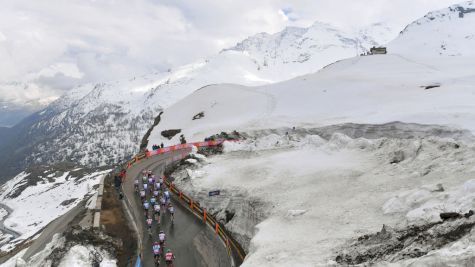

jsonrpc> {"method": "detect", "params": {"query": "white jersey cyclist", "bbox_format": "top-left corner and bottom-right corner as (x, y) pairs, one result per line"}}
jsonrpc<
(154, 204), (161, 213)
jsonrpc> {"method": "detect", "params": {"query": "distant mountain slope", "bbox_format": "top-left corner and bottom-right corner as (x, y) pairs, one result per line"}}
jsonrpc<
(389, 1), (475, 56)
(0, 21), (393, 183)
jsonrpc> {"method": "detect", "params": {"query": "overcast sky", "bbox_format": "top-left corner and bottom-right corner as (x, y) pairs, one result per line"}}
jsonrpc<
(0, 0), (463, 113)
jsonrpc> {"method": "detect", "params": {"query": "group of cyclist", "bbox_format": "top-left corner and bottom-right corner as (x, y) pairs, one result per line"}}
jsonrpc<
(135, 170), (176, 266)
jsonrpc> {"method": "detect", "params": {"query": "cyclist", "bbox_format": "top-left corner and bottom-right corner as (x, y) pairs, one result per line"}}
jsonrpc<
(153, 189), (159, 198)
(158, 230), (166, 247)
(139, 189), (146, 201)
(168, 204), (175, 222)
(146, 217), (153, 236)
(165, 249), (175, 266)
(160, 195), (166, 208)
(148, 176), (154, 186)
(150, 196), (157, 206)
(163, 190), (170, 204)
(143, 200), (150, 217)
(143, 183), (149, 192)
(155, 181), (161, 191)
(151, 174), (156, 184)
(134, 179), (139, 192)
(142, 175), (148, 183)
(147, 170), (153, 178)
(152, 241), (161, 264)
(154, 203), (161, 222)
(159, 176), (164, 187)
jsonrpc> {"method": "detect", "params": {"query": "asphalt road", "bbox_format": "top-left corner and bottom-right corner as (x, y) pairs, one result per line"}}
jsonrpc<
(0, 203), (20, 239)
(123, 151), (231, 267)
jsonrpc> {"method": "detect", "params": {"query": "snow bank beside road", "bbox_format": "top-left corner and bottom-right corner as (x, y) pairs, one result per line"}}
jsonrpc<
(169, 131), (475, 266)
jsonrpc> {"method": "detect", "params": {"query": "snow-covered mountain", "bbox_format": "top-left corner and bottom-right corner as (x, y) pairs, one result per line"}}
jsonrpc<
(222, 21), (396, 77)
(144, 3), (475, 266)
(0, 21), (394, 182)
(389, 1), (475, 56)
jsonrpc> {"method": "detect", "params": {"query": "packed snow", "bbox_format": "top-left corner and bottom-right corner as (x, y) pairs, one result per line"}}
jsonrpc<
(0, 169), (109, 251)
(170, 131), (475, 266)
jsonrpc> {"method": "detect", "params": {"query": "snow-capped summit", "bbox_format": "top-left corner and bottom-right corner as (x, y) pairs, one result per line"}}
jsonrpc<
(223, 21), (395, 76)
(389, 1), (475, 56)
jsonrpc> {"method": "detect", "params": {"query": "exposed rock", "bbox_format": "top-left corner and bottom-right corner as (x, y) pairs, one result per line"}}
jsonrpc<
(335, 216), (475, 265)
(161, 129), (181, 140)
(192, 112), (205, 120)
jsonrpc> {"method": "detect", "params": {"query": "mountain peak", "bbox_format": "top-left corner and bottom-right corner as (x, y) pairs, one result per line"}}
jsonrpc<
(389, 0), (475, 57)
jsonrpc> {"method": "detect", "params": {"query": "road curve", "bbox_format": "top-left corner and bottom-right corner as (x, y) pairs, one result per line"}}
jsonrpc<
(123, 151), (231, 267)
(0, 203), (20, 239)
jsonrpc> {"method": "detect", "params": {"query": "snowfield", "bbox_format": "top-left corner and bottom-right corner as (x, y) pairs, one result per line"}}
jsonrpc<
(147, 54), (475, 148)
(0, 169), (109, 251)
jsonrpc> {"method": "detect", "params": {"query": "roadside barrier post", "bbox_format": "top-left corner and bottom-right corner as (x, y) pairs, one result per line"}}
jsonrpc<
(215, 222), (219, 234)
(190, 199), (193, 209)
(203, 209), (207, 222)
(179, 192), (183, 199)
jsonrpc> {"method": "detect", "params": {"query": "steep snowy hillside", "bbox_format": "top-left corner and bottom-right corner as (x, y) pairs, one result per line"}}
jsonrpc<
(0, 21), (393, 182)
(147, 54), (475, 147)
(0, 163), (109, 251)
(389, 1), (475, 56)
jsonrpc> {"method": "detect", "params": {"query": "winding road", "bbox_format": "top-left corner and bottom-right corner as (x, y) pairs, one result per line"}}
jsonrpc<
(123, 150), (231, 267)
(0, 203), (20, 239)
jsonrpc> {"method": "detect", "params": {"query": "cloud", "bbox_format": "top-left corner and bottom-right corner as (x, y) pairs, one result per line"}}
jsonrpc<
(0, 0), (464, 112)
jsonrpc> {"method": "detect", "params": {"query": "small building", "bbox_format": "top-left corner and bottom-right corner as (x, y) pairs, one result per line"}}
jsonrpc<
(370, 46), (387, 55)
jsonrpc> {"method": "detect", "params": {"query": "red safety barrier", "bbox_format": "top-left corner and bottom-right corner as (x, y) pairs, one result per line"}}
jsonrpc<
(146, 139), (238, 157)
